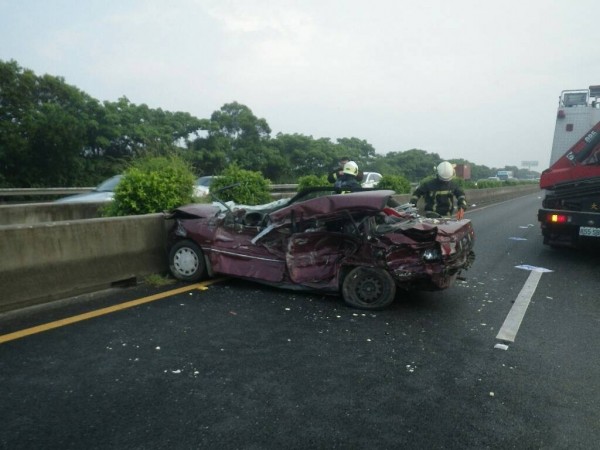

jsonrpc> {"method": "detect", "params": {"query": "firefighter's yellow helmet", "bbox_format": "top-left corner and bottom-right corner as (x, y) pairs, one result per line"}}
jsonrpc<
(343, 161), (359, 176)
(437, 161), (455, 181)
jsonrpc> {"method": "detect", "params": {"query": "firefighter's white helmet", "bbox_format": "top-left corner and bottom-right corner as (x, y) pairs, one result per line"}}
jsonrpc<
(436, 161), (455, 181)
(343, 161), (359, 176)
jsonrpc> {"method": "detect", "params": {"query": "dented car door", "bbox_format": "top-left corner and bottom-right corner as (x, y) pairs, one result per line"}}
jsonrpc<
(285, 231), (360, 287)
(209, 214), (287, 282)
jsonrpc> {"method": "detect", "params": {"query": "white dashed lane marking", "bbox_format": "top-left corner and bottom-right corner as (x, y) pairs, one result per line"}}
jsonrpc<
(496, 270), (544, 343)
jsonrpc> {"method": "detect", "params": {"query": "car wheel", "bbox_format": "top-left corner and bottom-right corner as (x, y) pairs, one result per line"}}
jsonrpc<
(342, 267), (396, 310)
(169, 240), (206, 281)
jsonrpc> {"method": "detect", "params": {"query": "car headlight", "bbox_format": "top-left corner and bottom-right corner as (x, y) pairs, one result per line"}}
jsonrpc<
(422, 247), (441, 261)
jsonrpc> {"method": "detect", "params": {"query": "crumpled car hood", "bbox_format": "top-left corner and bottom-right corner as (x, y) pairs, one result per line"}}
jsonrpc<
(167, 204), (222, 219)
(269, 190), (393, 223)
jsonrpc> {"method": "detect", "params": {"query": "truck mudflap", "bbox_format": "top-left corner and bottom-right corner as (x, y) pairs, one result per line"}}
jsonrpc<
(538, 208), (600, 247)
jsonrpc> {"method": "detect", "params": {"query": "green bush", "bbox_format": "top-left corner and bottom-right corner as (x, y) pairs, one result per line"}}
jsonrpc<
(461, 180), (478, 189)
(210, 164), (271, 205)
(452, 177), (473, 189)
(377, 174), (412, 193)
(297, 174), (329, 191)
(476, 180), (503, 189)
(104, 156), (195, 216)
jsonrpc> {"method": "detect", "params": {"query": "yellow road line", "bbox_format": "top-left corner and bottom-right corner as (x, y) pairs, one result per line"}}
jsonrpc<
(0, 280), (223, 344)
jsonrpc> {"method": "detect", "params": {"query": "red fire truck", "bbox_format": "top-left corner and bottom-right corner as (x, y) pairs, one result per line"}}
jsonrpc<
(537, 85), (600, 247)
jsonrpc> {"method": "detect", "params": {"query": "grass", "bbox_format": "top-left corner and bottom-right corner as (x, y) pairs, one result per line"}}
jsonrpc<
(144, 273), (176, 288)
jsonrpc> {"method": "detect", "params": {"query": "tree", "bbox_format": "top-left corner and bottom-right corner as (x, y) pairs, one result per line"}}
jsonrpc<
(0, 60), (96, 186)
(270, 133), (335, 181)
(208, 102), (271, 171)
(98, 97), (205, 160)
(0, 59), (519, 189)
(0, 59), (206, 187)
(185, 133), (230, 176)
(378, 149), (442, 181)
(0, 60), (34, 186)
(335, 137), (377, 169)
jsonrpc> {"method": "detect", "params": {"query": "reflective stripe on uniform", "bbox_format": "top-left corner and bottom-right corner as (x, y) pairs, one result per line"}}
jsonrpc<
(432, 190), (453, 213)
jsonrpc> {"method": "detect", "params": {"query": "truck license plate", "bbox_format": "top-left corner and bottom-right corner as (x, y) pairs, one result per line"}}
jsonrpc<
(579, 226), (600, 237)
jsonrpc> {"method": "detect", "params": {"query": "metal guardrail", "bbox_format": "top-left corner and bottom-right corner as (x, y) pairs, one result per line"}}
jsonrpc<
(0, 185), (300, 201)
(270, 184), (298, 192)
(0, 187), (94, 197)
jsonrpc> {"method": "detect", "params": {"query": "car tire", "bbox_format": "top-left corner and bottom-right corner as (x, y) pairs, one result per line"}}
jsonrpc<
(342, 266), (396, 310)
(169, 240), (207, 282)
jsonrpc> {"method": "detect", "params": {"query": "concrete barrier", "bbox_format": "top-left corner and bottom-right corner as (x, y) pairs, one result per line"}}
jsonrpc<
(0, 214), (169, 313)
(0, 184), (540, 314)
(394, 184), (540, 211)
(0, 202), (104, 226)
(464, 185), (540, 207)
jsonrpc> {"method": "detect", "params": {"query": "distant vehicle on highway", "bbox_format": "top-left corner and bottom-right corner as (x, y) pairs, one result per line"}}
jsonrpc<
(361, 172), (382, 188)
(54, 175), (122, 203)
(55, 174), (213, 204)
(496, 170), (514, 181)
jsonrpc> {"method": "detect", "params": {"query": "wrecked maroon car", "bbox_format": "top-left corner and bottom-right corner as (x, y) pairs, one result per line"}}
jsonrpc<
(166, 188), (475, 310)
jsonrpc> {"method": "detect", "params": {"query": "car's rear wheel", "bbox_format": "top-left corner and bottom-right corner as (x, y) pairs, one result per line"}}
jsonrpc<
(342, 267), (396, 310)
(169, 240), (206, 281)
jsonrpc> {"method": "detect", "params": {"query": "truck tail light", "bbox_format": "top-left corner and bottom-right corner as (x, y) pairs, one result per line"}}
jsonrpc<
(548, 213), (568, 223)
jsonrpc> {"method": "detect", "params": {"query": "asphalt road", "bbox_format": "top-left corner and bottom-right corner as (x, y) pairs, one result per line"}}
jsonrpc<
(0, 192), (598, 449)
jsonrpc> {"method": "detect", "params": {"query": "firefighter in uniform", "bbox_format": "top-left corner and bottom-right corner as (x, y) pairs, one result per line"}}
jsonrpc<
(328, 156), (364, 184)
(410, 161), (467, 219)
(334, 161), (362, 192)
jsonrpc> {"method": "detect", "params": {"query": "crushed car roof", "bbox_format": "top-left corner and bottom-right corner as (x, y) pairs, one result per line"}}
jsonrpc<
(268, 190), (395, 222)
(171, 189), (397, 221)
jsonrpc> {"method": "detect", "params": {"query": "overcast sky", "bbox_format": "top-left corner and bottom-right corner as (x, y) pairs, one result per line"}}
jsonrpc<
(1, 0), (598, 169)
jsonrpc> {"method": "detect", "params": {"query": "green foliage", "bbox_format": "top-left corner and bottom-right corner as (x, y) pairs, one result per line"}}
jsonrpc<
(475, 179), (503, 189)
(272, 134), (335, 182)
(144, 273), (176, 287)
(0, 60), (204, 188)
(0, 60), (95, 187)
(185, 134), (230, 176)
(336, 137), (377, 167)
(104, 156), (195, 216)
(95, 97), (204, 161)
(461, 180), (478, 189)
(1, 59), (542, 191)
(297, 174), (329, 190)
(382, 149), (441, 182)
(452, 177), (470, 189)
(209, 164), (272, 205)
(376, 175), (411, 193)
(210, 102), (271, 171)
